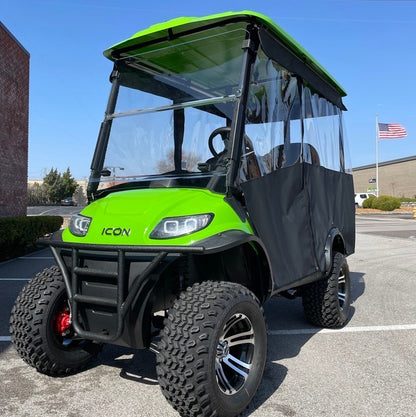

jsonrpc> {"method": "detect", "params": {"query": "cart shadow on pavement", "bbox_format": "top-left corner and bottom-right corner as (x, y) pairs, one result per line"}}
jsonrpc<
(98, 344), (159, 385)
(350, 271), (366, 304)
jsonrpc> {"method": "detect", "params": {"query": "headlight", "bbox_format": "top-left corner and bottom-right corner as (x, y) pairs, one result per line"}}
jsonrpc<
(69, 214), (92, 237)
(150, 214), (213, 239)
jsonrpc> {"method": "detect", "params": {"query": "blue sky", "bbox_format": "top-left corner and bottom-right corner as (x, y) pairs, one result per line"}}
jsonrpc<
(2, 0), (415, 179)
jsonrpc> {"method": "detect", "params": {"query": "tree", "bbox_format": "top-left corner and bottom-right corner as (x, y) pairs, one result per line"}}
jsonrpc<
(73, 185), (87, 206)
(27, 182), (48, 205)
(42, 168), (78, 204)
(43, 168), (63, 203)
(157, 149), (203, 173)
(62, 168), (78, 198)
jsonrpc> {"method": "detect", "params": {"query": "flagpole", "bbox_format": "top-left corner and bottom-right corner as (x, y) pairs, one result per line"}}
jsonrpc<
(375, 115), (379, 197)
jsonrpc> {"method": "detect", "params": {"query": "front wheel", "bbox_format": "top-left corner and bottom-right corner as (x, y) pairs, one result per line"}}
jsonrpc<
(302, 252), (351, 328)
(156, 281), (267, 417)
(9, 266), (101, 376)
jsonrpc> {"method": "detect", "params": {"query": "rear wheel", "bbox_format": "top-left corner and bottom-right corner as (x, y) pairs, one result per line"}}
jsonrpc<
(302, 252), (351, 328)
(156, 281), (267, 417)
(9, 266), (100, 376)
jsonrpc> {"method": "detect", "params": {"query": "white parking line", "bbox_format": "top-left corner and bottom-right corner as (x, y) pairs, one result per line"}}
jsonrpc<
(1, 324), (415, 343)
(37, 208), (58, 215)
(18, 256), (54, 260)
(267, 324), (416, 335)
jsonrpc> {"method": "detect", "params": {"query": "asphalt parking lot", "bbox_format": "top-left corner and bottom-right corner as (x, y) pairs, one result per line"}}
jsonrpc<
(0, 215), (415, 417)
(27, 205), (82, 217)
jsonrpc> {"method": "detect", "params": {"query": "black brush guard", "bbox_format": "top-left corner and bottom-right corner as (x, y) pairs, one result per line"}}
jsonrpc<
(38, 230), (263, 345)
(40, 238), (205, 344)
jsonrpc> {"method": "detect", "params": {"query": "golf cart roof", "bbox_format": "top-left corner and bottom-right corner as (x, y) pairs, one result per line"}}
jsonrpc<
(103, 10), (346, 98)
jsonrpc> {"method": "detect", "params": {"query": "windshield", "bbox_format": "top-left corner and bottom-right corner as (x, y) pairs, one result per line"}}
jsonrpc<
(92, 28), (247, 195)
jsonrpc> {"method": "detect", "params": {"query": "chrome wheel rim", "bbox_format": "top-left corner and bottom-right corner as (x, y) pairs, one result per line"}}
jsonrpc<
(215, 313), (254, 395)
(338, 266), (347, 309)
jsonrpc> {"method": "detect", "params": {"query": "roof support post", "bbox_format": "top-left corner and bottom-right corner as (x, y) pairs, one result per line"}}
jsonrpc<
(87, 67), (120, 201)
(226, 26), (259, 196)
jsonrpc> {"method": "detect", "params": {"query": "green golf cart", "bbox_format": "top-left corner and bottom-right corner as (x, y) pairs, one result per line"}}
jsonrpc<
(10, 11), (355, 417)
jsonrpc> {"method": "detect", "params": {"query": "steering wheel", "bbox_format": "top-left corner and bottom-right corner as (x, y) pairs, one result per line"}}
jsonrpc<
(208, 126), (231, 157)
(207, 126), (262, 178)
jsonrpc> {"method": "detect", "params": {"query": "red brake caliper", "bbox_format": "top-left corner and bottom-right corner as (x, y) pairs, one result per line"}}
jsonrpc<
(55, 305), (72, 335)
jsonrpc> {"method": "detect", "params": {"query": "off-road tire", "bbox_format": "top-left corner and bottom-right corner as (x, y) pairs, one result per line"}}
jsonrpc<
(302, 251), (351, 328)
(156, 281), (267, 417)
(9, 266), (100, 376)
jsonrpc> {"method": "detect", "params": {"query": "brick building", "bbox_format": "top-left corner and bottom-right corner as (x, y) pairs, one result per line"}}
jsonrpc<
(353, 155), (416, 198)
(0, 22), (30, 216)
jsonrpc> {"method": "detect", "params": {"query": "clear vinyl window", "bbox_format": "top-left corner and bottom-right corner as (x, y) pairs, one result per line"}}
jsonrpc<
(243, 52), (302, 179)
(241, 48), (349, 181)
(103, 103), (226, 181)
(302, 86), (347, 172)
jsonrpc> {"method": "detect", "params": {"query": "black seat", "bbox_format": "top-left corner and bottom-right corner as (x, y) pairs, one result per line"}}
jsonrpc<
(263, 142), (320, 170)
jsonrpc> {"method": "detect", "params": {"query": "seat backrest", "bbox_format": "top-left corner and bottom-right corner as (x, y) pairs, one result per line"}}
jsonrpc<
(303, 143), (320, 166)
(262, 142), (320, 171)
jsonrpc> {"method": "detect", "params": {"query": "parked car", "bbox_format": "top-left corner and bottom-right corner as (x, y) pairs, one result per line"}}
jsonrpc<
(60, 196), (76, 206)
(355, 192), (375, 207)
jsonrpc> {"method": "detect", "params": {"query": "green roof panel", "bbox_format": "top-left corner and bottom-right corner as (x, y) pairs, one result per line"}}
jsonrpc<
(104, 11), (346, 97)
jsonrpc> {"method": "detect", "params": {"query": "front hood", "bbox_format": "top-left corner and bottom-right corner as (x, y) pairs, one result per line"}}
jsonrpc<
(62, 188), (252, 246)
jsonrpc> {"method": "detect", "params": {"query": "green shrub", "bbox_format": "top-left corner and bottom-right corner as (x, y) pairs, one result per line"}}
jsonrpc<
(362, 195), (376, 208)
(371, 195), (401, 211)
(0, 216), (63, 261)
(399, 197), (416, 203)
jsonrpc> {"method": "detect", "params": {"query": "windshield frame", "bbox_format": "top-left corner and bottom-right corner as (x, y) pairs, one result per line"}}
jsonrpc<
(106, 94), (238, 122)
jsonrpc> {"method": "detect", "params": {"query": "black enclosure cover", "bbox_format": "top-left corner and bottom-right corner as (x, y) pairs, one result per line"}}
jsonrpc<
(241, 163), (355, 289)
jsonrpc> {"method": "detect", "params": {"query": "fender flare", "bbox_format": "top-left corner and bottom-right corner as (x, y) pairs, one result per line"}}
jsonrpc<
(195, 230), (275, 301)
(324, 227), (346, 274)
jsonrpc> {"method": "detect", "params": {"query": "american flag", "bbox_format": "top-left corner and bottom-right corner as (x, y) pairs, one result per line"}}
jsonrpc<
(378, 123), (407, 139)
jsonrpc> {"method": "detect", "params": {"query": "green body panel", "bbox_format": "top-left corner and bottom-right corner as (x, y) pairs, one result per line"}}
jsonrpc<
(62, 188), (253, 246)
(103, 10), (346, 97)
